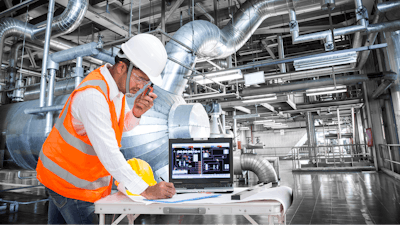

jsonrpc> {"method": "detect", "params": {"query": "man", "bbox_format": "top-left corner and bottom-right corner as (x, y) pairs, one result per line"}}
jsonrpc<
(36, 34), (176, 224)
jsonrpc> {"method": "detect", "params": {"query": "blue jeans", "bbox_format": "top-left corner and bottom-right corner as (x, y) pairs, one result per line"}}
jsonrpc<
(46, 188), (99, 224)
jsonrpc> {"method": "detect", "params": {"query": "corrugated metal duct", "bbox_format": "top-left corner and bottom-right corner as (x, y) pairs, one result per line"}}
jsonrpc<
(0, 0), (89, 76)
(160, 0), (353, 95)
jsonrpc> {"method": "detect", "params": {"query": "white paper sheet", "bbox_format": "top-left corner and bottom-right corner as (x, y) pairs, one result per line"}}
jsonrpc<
(117, 183), (293, 212)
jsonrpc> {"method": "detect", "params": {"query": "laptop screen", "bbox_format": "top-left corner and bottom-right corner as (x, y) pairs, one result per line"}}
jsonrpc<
(169, 138), (233, 184)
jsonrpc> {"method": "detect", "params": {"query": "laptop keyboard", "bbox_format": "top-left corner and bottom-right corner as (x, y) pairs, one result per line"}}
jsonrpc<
(175, 183), (233, 189)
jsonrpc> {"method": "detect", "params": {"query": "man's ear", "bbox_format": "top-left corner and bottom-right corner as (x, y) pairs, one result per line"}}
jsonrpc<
(116, 62), (127, 74)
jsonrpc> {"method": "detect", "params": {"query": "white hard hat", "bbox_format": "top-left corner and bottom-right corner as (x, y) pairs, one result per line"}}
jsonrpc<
(120, 34), (167, 86)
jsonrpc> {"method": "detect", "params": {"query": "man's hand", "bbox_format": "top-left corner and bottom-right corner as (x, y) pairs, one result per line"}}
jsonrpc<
(140, 181), (176, 200)
(132, 91), (157, 118)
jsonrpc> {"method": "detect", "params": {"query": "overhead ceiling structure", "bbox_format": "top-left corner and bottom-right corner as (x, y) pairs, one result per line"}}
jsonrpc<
(1, 0), (400, 132)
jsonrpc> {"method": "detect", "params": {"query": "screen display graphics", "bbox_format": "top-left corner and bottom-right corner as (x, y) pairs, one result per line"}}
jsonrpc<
(171, 142), (231, 179)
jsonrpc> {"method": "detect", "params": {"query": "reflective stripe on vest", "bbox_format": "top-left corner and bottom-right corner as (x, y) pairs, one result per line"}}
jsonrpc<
(77, 80), (109, 101)
(39, 151), (111, 190)
(55, 97), (97, 156)
(53, 79), (109, 156)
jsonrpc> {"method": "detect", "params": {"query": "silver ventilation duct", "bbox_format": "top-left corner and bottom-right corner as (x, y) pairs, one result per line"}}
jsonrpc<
(0, 0), (89, 77)
(234, 153), (278, 183)
(160, 0), (353, 95)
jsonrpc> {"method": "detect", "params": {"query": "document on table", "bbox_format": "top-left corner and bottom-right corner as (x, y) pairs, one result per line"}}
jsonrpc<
(117, 183), (293, 212)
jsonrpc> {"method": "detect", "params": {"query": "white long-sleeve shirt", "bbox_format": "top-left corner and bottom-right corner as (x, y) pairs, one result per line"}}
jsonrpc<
(70, 64), (149, 195)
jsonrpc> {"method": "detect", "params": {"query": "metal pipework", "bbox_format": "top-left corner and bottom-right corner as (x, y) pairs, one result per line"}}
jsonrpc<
(239, 153), (278, 183)
(74, 57), (83, 88)
(45, 69), (57, 134)
(160, 0), (354, 95)
(196, 2), (215, 23)
(242, 72), (396, 96)
(47, 42), (116, 71)
(288, 0), (368, 51)
(39, 0), (56, 107)
(24, 78), (76, 101)
(376, 0), (400, 13)
(372, 79), (394, 99)
(277, 35), (286, 73)
(8, 41), (43, 88)
(0, 0), (40, 18)
(24, 105), (64, 114)
(0, 0), (89, 97)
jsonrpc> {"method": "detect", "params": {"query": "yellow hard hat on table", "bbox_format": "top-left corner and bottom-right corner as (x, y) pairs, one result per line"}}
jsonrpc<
(115, 158), (157, 196)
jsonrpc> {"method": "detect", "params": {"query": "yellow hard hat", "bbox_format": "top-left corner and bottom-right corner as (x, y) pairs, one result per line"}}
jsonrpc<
(115, 158), (157, 196)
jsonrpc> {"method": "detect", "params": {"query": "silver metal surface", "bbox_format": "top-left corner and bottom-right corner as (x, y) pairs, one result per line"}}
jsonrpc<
(160, 0), (353, 95)
(24, 78), (76, 101)
(39, 0), (55, 107)
(242, 73), (396, 96)
(0, 0), (40, 18)
(75, 56), (83, 88)
(377, 0), (400, 13)
(371, 79), (393, 99)
(0, 0), (89, 95)
(306, 111), (317, 163)
(240, 153), (278, 183)
(168, 103), (210, 139)
(386, 31), (400, 169)
(277, 35), (286, 73)
(45, 69), (57, 134)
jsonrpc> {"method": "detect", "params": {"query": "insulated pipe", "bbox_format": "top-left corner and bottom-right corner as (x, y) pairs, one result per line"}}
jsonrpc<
(240, 153), (278, 183)
(233, 110), (238, 149)
(8, 41), (43, 87)
(277, 35), (286, 73)
(75, 56), (83, 88)
(39, 0), (56, 107)
(24, 78), (76, 101)
(358, 0), (400, 69)
(160, 0), (354, 95)
(47, 42), (116, 70)
(242, 72), (396, 96)
(376, 0), (400, 13)
(0, 0), (89, 88)
(45, 69), (57, 134)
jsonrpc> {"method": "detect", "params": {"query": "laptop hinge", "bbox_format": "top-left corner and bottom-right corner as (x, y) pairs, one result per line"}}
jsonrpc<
(193, 138), (208, 141)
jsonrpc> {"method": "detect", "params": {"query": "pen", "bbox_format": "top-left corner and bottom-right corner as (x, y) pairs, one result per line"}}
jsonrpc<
(160, 177), (165, 181)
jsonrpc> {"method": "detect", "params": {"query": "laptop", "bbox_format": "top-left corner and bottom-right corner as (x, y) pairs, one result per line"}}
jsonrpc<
(169, 138), (234, 193)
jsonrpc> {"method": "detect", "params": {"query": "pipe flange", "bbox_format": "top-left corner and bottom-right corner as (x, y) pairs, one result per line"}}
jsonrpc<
(356, 6), (368, 21)
(289, 20), (298, 31)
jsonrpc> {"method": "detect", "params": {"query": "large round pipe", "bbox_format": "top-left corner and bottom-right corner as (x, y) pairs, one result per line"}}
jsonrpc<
(45, 69), (57, 134)
(39, 0), (56, 107)
(160, 0), (354, 95)
(240, 153), (278, 183)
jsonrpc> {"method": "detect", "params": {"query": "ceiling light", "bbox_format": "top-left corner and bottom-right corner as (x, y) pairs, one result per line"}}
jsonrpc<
(192, 69), (243, 85)
(242, 96), (277, 103)
(306, 85), (346, 93)
(234, 106), (251, 114)
(244, 71), (265, 86)
(294, 51), (357, 71)
(254, 120), (274, 124)
(242, 94), (276, 99)
(233, 114), (260, 119)
(239, 127), (250, 130)
(306, 89), (347, 96)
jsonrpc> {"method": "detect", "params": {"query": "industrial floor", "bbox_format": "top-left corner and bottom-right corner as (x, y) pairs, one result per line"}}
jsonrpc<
(1, 160), (400, 224)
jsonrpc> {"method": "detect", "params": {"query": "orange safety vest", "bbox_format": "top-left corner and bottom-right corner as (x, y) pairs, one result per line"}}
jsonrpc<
(36, 66), (126, 203)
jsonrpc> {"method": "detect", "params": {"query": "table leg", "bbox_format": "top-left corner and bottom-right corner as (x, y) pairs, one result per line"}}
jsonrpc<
(99, 214), (105, 225)
(127, 214), (140, 225)
(243, 214), (258, 225)
(111, 214), (127, 225)
(268, 215), (274, 225)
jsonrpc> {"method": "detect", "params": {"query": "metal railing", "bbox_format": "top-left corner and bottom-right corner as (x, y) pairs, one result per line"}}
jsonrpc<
(379, 144), (400, 173)
(291, 144), (372, 169)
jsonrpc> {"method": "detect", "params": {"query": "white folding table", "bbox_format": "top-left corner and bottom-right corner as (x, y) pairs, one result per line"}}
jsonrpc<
(95, 190), (290, 225)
